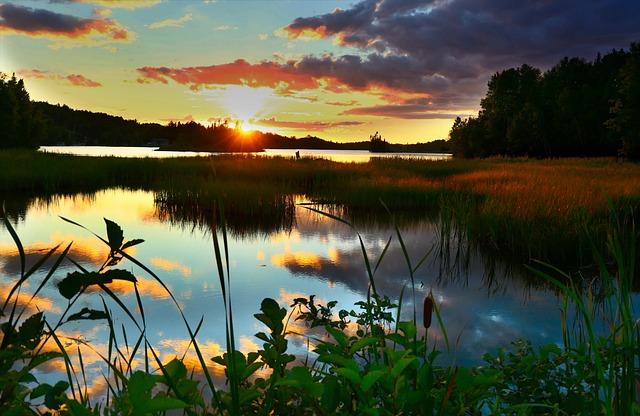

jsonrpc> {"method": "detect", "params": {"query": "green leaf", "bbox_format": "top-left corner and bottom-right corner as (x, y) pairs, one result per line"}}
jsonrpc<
(454, 367), (473, 391)
(239, 388), (262, 406)
(57, 269), (137, 299)
(143, 396), (188, 413)
(349, 336), (379, 355)
(390, 356), (417, 379)
(362, 370), (386, 392)
(18, 312), (44, 349)
(277, 367), (323, 397)
(19, 372), (37, 384)
(121, 239), (145, 250)
(254, 332), (270, 343)
(397, 321), (417, 340)
(163, 358), (187, 381)
(321, 375), (340, 412)
(64, 399), (98, 415)
(255, 298), (286, 333)
(318, 354), (359, 371)
(44, 381), (69, 410)
(67, 307), (109, 322)
(30, 383), (52, 399)
(333, 367), (362, 385)
(128, 371), (157, 402)
(242, 362), (264, 380)
(104, 218), (124, 251)
(325, 325), (348, 347)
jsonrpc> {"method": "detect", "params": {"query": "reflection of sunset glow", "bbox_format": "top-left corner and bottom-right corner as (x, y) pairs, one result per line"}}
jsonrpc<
(95, 277), (169, 299)
(279, 288), (328, 307)
(269, 229), (301, 244)
(29, 190), (156, 220)
(271, 251), (322, 270)
(150, 257), (192, 277)
(327, 247), (339, 263)
(0, 283), (61, 314)
(0, 235), (108, 271)
(159, 338), (226, 376)
(38, 329), (108, 374)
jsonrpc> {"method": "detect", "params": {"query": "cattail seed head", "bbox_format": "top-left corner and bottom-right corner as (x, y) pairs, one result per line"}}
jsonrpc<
(423, 295), (434, 329)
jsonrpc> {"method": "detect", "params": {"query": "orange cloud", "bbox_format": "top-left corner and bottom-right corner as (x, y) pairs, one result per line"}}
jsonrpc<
(134, 55), (448, 100)
(254, 118), (364, 131)
(0, 3), (132, 42)
(18, 69), (102, 87)
(136, 59), (321, 92)
(66, 73), (102, 87)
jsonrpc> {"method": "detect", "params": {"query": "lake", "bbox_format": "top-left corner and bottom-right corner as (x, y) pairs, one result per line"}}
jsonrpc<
(39, 146), (452, 163)
(1, 186), (564, 396)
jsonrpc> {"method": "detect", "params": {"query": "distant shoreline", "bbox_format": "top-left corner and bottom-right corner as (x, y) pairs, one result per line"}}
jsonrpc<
(38, 145), (452, 161)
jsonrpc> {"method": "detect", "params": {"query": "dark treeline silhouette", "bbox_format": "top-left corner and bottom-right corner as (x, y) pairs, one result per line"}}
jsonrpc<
(449, 43), (640, 159)
(0, 74), (45, 149)
(34, 101), (166, 147)
(0, 73), (450, 153)
(369, 131), (388, 152)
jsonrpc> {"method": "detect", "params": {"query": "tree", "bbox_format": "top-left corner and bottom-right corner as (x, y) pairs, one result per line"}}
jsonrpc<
(0, 73), (43, 149)
(608, 43), (640, 159)
(369, 131), (389, 152)
(448, 44), (639, 159)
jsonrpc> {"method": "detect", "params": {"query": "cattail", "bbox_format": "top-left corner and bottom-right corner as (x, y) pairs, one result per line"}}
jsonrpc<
(423, 294), (434, 329)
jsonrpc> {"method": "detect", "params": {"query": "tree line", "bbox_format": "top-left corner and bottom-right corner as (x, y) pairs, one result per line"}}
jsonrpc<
(0, 73), (449, 153)
(449, 43), (640, 159)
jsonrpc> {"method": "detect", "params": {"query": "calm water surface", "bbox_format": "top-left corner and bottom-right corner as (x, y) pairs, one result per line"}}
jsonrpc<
(1, 188), (563, 395)
(39, 146), (451, 163)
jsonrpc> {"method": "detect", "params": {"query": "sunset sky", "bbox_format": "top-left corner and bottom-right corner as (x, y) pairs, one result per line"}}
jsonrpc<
(1, 0), (639, 142)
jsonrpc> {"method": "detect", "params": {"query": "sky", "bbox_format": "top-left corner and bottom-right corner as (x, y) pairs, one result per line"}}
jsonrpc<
(1, 0), (639, 143)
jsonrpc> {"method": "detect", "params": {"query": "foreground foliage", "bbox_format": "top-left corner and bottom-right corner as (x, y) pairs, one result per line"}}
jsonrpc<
(0, 209), (638, 415)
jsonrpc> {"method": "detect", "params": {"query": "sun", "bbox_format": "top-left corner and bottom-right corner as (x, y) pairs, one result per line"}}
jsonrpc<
(219, 85), (273, 128)
(235, 119), (257, 133)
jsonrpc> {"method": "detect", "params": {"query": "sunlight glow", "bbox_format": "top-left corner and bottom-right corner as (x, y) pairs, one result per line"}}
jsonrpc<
(219, 85), (274, 128)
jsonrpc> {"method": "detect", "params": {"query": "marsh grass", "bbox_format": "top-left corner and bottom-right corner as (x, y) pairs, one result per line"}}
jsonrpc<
(4, 151), (639, 270)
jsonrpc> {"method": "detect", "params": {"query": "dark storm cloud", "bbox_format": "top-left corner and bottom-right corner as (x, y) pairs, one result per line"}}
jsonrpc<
(285, 0), (640, 66)
(0, 3), (130, 40)
(283, 0), (640, 108)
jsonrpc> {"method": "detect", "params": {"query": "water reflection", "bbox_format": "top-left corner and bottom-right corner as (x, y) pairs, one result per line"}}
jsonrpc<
(1, 188), (565, 398)
(40, 146), (452, 163)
